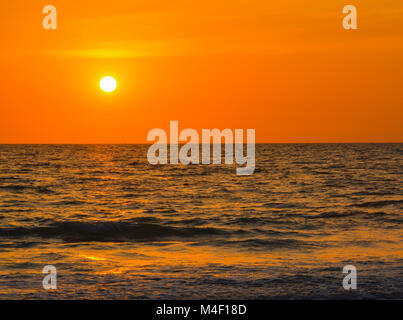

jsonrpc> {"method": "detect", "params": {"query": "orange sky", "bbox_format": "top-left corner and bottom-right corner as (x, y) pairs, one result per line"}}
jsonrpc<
(0, 0), (402, 143)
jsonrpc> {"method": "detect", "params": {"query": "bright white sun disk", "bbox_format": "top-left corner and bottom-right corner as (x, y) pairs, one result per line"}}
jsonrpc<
(100, 76), (117, 92)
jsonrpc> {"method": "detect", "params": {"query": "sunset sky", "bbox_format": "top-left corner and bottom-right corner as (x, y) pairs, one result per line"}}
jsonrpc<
(0, 0), (402, 143)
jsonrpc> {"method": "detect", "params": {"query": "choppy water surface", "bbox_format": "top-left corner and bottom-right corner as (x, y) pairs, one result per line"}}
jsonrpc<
(0, 144), (402, 299)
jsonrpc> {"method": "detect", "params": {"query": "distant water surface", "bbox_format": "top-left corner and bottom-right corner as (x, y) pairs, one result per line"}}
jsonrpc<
(0, 144), (402, 299)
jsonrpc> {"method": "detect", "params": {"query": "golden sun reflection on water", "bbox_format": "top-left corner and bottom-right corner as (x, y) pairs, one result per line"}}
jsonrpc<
(70, 228), (403, 277)
(78, 254), (107, 262)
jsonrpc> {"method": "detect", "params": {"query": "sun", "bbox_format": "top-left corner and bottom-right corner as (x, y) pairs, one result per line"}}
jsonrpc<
(100, 76), (117, 92)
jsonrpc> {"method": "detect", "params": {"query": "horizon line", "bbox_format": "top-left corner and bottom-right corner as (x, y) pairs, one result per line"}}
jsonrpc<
(0, 142), (402, 145)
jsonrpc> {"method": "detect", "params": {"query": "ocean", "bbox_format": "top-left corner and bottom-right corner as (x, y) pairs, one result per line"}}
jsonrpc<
(0, 144), (402, 299)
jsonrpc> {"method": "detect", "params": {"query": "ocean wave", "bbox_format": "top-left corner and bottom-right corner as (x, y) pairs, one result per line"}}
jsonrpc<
(191, 238), (317, 250)
(310, 211), (387, 219)
(0, 184), (28, 192)
(0, 184), (56, 194)
(352, 200), (403, 208)
(0, 221), (229, 242)
(262, 202), (307, 209)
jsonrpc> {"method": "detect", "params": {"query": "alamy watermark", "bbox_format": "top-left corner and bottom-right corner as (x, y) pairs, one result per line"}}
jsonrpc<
(343, 265), (357, 290)
(343, 5), (358, 30)
(42, 265), (57, 290)
(42, 5), (57, 30)
(147, 121), (255, 175)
